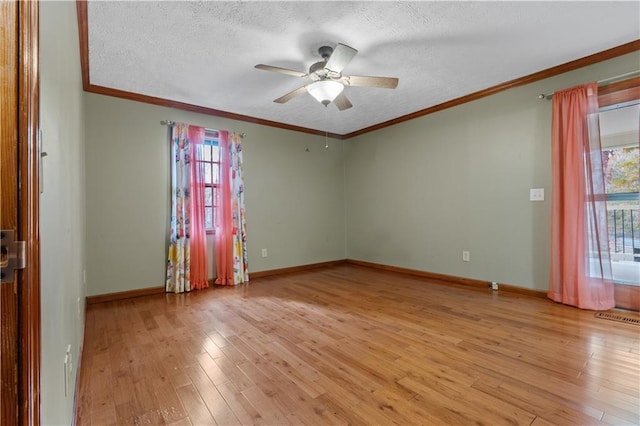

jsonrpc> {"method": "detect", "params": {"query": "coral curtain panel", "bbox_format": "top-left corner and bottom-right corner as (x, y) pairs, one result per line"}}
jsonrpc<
(215, 131), (249, 285)
(166, 124), (209, 293)
(548, 83), (614, 310)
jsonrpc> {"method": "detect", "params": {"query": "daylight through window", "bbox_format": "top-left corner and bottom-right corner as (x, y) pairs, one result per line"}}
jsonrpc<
(599, 102), (640, 284)
(197, 131), (220, 232)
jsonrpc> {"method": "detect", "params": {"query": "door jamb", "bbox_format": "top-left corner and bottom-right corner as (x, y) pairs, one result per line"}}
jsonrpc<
(17, 1), (41, 424)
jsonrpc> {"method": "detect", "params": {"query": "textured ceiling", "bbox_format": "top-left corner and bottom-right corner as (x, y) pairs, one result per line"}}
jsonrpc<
(86, 1), (640, 136)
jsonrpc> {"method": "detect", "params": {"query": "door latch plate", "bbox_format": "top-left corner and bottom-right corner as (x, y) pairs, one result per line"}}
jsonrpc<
(1, 230), (26, 283)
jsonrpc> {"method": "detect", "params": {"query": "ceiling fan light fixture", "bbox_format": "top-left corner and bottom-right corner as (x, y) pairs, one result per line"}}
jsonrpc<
(307, 80), (344, 106)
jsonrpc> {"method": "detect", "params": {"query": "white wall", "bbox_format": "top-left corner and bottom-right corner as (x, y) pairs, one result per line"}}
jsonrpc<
(39, 1), (86, 424)
(345, 52), (640, 291)
(84, 95), (346, 296)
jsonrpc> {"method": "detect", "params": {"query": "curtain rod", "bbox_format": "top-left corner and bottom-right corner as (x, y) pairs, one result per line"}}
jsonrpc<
(538, 70), (640, 100)
(160, 120), (246, 138)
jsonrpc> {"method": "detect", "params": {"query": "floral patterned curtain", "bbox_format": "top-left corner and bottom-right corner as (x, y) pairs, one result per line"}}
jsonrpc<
(166, 123), (209, 293)
(215, 131), (249, 285)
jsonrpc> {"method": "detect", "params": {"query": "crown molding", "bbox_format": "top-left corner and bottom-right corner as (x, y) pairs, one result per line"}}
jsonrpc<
(76, 1), (639, 140)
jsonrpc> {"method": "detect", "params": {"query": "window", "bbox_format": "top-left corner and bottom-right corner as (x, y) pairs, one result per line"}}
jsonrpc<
(599, 102), (639, 284)
(197, 131), (220, 232)
(598, 78), (640, 310)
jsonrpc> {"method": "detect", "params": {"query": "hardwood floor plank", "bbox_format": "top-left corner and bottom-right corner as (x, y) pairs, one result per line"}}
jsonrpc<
(591, 377), (640, 399)
(151, 376), (188, 425)
(213, 354), (255, 392)
(76, 265), (640, 425)
(196, 352), (231, 386)
(114, 401), (139, 425)
(240, 386), (291, 425)
(470, 380), (602, 425)
(216, 381), (262, 424)
(88, 352), (118, 425)
(205, 328), (231, 349)
(530, 415), (560, 426)
(395, 375), (483, 424)
(310, 372), (371, 409)
(298, 340), (384, 393)
(183, 363), (240, 425)
(261, 340), (327, 398)
(235, 358), (309, 418)
(594, 384), (640, 414)
(174, 383), (216, 425)
(138, 339), (190, 424)
(602, 410), (640, 426)
(165, 417), (193, 426)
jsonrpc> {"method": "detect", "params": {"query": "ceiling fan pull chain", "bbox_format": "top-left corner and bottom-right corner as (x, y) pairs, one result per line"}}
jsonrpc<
(325, 106), (329, 149)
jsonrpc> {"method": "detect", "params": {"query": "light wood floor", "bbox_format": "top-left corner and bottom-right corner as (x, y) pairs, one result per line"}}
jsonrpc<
(76, 264), (640, 425)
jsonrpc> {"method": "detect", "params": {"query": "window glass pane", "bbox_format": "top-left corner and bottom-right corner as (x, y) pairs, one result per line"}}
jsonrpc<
(204, 163), (212, 184)
(205, 207), (213, 230)
(600, 103), (639, 285)
(211, 164), (219, 184)
(202, 145), (211, 162)
(204, 187), (212, 207)
(603, 146), (639, 194)
(212, 187), (218, 207)
(607, 200), (639, 285)
(211, 146), (220, 162)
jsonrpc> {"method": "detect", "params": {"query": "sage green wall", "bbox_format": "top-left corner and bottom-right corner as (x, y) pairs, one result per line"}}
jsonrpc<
(345, 52), (640, 291)
(40, 1), (86, 424)
(84, 94), (346, 296)
(85, 51), (639, 297)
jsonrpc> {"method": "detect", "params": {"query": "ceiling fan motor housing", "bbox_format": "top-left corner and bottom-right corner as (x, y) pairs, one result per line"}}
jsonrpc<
(308, 46), (341, 81)
(318, 45), (334, 60)
(309, 61), (330, 80)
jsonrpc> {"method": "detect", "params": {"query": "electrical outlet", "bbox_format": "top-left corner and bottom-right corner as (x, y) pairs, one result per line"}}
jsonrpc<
(491, 282), (499, 291)
(261, 248), (268, 258)
(462, 251), (470, 262)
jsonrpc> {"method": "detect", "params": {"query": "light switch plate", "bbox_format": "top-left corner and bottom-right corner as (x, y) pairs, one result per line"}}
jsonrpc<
(530, 188), (544, 201)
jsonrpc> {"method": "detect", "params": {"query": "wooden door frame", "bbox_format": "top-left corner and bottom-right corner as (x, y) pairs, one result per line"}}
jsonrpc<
(17, 0), (41, 424)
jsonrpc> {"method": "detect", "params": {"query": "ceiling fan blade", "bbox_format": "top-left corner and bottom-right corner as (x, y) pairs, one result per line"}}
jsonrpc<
(344, 75), (399, 89)
(255, 64), (307, 78)
(333, 92), (353, 111)
(274, 85), (308, 104)
(325, 43), (358, 73)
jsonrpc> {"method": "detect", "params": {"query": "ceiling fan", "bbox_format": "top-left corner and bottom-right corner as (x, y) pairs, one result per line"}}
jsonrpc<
(255, 43), (399, 111)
